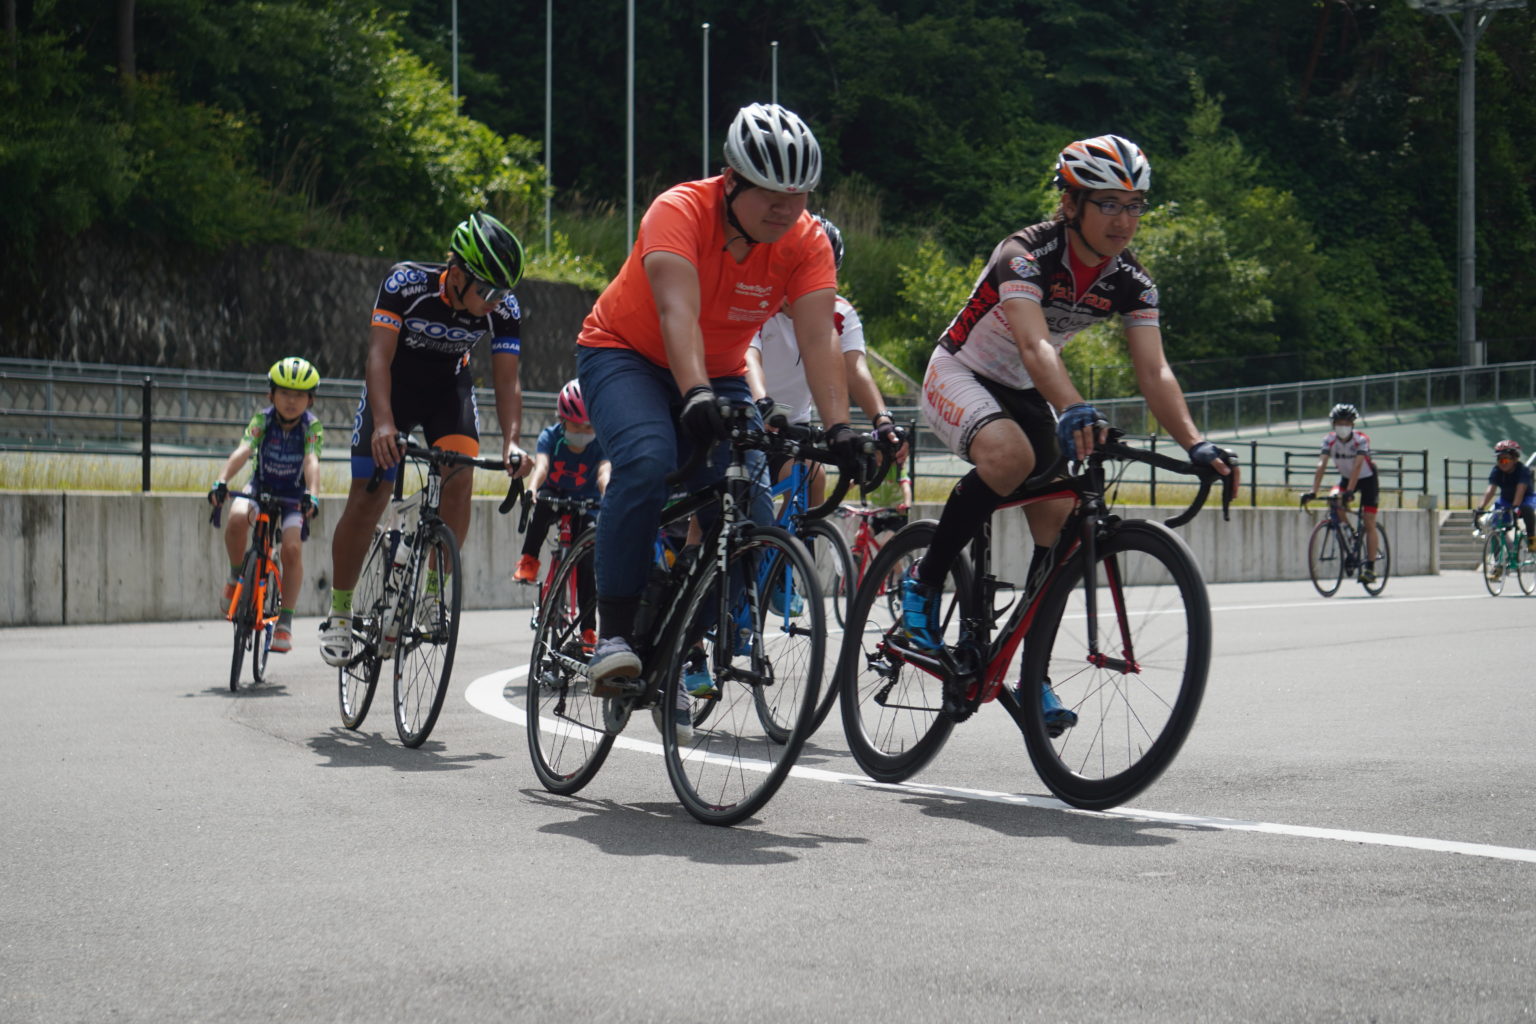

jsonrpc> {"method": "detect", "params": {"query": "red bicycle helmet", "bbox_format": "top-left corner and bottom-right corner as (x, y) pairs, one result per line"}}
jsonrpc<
(1494, 439), (1521, 457)
(557, 380), (589, 427)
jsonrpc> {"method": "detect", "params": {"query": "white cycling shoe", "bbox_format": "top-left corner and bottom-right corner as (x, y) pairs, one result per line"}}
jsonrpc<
(319, 616), (353, 666)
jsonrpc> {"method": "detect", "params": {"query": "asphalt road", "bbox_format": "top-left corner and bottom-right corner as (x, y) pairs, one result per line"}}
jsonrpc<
(4, 571), (1533, 1023)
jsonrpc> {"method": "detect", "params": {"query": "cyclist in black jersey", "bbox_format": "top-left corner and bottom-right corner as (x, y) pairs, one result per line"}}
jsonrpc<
(902, 134), (1237, 732)
(321, 212), (533, 666)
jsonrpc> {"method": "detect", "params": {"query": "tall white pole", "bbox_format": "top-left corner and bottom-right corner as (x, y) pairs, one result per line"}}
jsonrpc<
(626, 0), (635, 243)
(451, 0), (459, 102)
(544, 0), (552, 251)
(771, 41), (778, 106)
(1456, 6), (1481, 366)
(702, 23), (710, 179)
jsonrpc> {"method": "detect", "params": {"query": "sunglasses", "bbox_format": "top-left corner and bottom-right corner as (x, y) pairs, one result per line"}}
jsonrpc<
(464, 272), (513, 305)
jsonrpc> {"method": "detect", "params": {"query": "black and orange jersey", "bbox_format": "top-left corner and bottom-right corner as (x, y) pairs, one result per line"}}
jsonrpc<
(937, 220), (1159, 390)
(370, 262), (522, 381)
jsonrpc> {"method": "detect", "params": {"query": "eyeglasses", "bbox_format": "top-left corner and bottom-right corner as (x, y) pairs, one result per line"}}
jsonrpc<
(1083, 198), (1150, 218)
(465, 272), (514, 305)
(1496, 454), (1518, 463)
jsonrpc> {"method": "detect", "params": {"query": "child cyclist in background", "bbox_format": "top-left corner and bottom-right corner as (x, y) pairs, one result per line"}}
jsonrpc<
(513, 379), (610, 586)
(1474, 439), (1536, 559)
(208, 357), (324, 653)
(1302, 402), (1380, 584)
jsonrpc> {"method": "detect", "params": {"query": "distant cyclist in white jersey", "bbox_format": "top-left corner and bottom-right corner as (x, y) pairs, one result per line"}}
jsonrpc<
(1301, 402), (1380, 583)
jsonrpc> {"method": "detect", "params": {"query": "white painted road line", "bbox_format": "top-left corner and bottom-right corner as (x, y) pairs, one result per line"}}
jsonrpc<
(467, 666), (1536, 865)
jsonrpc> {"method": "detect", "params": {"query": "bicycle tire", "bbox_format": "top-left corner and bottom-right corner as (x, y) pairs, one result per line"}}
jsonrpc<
(1483, 530), (1506, 597)
(664, 525), (823, 826)
(801, 518), (854, 632)
(1517, 530), (1536, 596)
(251, 559), (279, 683)
(527, 530), (615, 795)
(1361, 523), (1390, 596)
(339, 530), (387, 729)
(750, 528), (830, 743)
(393, 521), (462, 747)
(837, 520), (968, 784)
(228, 550), (257, 692)
(1307, 520), (1344, 597)
(1016, 519), (1209, 810)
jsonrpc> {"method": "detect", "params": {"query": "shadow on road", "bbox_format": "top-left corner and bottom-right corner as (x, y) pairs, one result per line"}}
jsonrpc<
(185, 683), (292, 699)
(522, 789), (869, 864)
(890, 789), (1219, 848)
(306, 726), (503, 773)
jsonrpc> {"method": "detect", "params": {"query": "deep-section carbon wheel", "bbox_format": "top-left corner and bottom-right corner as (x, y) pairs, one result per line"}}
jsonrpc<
(663, 525), (823, 826)
(1361, 523), (1390, 597)
(837, 520), (968, 784)
(527, 530), (614, 795)
(1015, 520), (1209, 811)
(393, 522), (462, 747)
(228, 550), (257, 692)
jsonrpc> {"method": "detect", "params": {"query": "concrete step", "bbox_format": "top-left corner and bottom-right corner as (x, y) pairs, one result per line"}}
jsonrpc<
(1440, 510), (1484, 570)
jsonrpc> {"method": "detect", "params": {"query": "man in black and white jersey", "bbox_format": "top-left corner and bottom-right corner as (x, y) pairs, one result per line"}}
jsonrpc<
(320, 212), (533, 666)
(903, 134), (1235, 735)
(1302, 403), (1381, 583)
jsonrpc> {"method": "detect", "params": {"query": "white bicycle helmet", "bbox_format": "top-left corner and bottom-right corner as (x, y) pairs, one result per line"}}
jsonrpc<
(1053, 134), (1152, 192)
(723, 103), (822, 194)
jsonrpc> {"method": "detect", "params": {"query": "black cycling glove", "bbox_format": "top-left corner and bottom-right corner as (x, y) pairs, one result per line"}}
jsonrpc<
(680, 385), (728, 442)
(824, 423), (868, 480)
(208, 481), (228, 506)
(754, 396), (791, 432)
(1186, 441), (1230, 468)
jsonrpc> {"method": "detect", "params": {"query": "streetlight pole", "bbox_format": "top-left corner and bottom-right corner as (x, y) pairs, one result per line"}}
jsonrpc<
(626, 0), (635, 243)
(702, 23), (710, 179)
(1406, 0), (1526, 368)
(771, 41), (779, 106)
(544, 0), (552, 251)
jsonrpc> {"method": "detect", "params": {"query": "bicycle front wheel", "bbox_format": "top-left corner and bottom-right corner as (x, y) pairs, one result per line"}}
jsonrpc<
(801, 518), (854, 632)
(1307, 521), (1344, 597)
(228, 550), (257, 692)
(664, 525), (823, 827)
(1483, 530), (1507, 596)
(251, 560), (279, 683)
(837, 521), (969, 784)
(339, 530), (386, 729)
(393, 522), (462, 747)
(1016, 519), (1209, 810)
(527, 530), (614, 795)
(1362, 523), (1390, 597)
(751, 528), (831, 743)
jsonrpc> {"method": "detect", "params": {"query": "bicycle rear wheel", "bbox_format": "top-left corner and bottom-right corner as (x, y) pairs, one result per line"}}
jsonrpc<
(228, 551), (257, 692)
(1482, 530), (1507, 596)
(837, 521), (969, 784)
(1307, 521), (1344, 597)
(751, 529), (830, 743)
(664, 525), (823, 826)
(1361, 523), (1390, 597)
(1015, 519), (1209, 810)
(801, 518), (854, 631)
(393, 521), (462, 747)
(339, 530), (386, 729)
(1517, 531), (1536, 596)
(527, 531), (615, 795)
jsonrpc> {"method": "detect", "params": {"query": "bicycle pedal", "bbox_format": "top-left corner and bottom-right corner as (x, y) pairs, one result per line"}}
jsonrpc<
(587, 674), (643, 700)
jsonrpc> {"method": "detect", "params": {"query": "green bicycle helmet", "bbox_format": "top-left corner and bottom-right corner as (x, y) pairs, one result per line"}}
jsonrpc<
(268, 356), (320, 392)
(449, 211), (525, 289)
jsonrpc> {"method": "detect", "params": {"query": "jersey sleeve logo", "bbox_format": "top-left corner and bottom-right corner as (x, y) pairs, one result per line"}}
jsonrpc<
(1008, 254), (1041, 281)
(372, 309), (403, 331)
(383, 267), (428, 294)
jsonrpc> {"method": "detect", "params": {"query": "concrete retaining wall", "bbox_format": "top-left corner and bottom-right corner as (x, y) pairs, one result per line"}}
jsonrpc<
(1, 493), (1439, 626)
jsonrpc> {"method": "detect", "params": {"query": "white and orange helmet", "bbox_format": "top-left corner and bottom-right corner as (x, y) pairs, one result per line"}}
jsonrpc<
(1053, 134), (1152, 192)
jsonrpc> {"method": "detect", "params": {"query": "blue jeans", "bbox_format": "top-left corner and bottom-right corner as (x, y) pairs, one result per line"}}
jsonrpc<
(577, 345), (772, 602)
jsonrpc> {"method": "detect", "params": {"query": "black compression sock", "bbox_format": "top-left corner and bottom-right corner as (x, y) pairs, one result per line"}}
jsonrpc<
(918, 470), (1005, 588)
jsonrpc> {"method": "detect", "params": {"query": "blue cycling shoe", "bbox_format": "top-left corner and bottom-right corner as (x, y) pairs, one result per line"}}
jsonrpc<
(1034, 679), (1078, 738)
(899, 564), (944, 652)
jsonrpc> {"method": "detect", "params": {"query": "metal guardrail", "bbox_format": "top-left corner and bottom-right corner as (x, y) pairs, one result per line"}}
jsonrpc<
(0, 356), (1492, 505)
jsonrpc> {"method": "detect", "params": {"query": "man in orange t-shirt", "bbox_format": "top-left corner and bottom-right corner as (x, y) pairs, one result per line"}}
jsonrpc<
(576, 102), (862, 698)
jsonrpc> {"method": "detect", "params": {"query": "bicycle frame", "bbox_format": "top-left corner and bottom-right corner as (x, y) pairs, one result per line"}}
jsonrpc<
(882, 437), (1232, 717)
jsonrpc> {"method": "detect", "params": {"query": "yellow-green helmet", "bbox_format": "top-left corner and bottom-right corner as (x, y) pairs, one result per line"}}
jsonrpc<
(268, 356), (320, 392)
(450, 211), (525, 289)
